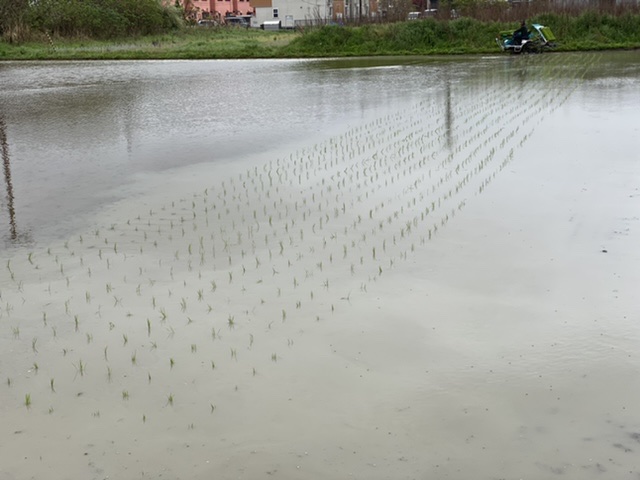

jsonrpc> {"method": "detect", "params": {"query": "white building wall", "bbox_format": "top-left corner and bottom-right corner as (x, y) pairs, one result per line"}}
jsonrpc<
(254, 0), (331, 27)
(253, 8), (272, 25)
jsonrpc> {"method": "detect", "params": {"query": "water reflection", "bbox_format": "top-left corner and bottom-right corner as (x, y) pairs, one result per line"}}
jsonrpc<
(0, 114), (18, 242)
(4, 58), (465, 245)
(444, 74), (454, 151)
(1, 53), (638, 246)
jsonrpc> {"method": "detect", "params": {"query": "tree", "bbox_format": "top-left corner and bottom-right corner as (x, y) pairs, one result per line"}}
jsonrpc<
(0, 0), (30, 42)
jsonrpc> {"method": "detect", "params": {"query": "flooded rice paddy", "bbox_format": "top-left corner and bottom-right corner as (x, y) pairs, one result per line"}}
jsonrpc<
(1, 52), (639, 479)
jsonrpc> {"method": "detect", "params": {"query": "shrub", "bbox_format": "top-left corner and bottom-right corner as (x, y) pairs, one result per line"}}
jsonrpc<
(25, 0), (182, 39)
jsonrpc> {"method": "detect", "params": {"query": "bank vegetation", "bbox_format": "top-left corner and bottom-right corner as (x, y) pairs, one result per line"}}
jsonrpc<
(1, 0), (639, 59)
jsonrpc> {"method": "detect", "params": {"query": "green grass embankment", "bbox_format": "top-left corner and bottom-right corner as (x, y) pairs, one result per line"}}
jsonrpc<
(0, 28), (296, 60)
(280, 13), (640, 57)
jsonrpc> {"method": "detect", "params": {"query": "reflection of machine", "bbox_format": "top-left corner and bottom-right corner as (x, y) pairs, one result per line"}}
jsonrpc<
(496, 23), (557, 54)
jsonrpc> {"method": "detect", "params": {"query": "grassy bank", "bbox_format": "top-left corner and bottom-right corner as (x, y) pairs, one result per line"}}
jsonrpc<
(281, 12), (640, 56)
(1, 12), (640, 60)
(0, 28), (296, 60)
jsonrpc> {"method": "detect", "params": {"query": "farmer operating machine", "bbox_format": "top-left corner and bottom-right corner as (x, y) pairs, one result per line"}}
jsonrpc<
(496, 23), (557, 54)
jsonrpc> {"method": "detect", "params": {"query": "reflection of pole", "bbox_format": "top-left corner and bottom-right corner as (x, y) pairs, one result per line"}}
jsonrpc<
(445, 74), (453, 151)
(0, 115), (17, 241)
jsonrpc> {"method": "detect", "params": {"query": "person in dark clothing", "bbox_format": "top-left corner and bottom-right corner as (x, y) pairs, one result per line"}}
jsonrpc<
(512, 21), (529, 45)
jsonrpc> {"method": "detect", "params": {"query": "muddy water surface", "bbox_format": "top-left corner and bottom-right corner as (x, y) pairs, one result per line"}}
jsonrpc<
(0, 52), (639, 479)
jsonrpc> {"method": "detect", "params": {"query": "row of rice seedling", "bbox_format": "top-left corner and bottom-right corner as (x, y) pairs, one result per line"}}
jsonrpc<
(0, 54), (596, 437)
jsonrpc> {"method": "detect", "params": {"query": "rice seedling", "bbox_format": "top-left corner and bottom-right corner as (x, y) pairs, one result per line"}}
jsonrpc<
(50, 378), (55, 393)
(25, 393), (31, 409)
(167, 393), (174, 406)
(122, 390), (129, 400)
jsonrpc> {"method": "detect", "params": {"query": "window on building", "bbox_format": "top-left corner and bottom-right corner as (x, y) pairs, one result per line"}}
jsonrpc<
(273, 7), (279, 17)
